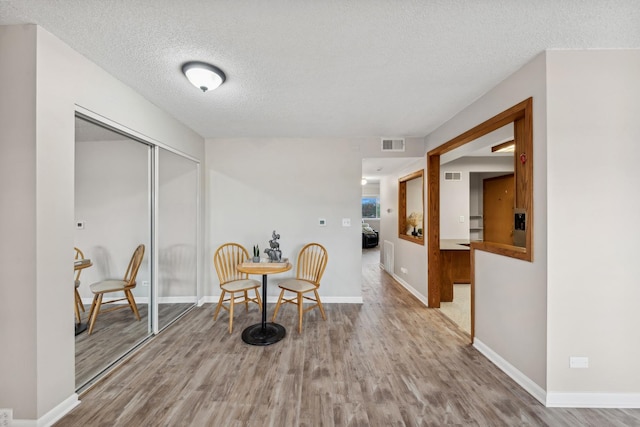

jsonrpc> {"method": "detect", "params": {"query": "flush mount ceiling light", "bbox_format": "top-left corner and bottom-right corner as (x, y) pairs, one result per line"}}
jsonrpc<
(181, 61), (226, 93)
(361, 178), (368, 185)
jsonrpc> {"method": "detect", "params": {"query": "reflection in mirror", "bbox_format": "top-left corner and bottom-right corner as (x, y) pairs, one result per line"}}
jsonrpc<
(398, 170), (424, 245)
(157, 148), (198, 330)
(74, 115), (152, 389)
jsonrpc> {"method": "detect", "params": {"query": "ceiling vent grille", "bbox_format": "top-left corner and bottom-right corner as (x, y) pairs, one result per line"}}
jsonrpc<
(381, 138), (405, 152)
(444, 171), (462, 181)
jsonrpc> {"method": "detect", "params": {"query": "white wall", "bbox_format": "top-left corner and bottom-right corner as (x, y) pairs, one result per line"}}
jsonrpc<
(546, 50), (640, 399)
(206, 138), (365, 302)
(379, 158), (428, 300)
(424, 52), (548, 392)
(0, 23), (38, 420)
(0, 24), (204, 422)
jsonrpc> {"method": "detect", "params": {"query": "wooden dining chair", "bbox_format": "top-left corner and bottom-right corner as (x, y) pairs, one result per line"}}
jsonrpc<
(213, 243), (262, 333)
(87, 244), (145, 335)
(272, 243), (328, 333)
(74, 247), (86, 323)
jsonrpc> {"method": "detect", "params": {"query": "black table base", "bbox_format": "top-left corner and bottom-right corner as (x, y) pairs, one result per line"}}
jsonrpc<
(75, 322), (87, 336)
(242, 272), (286, 346)
(242, 322), (285, 346)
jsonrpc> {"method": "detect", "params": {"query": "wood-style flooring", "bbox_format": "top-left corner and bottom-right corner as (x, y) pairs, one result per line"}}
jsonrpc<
(58, 249), (640, 426)
(75, 302), (193, 388)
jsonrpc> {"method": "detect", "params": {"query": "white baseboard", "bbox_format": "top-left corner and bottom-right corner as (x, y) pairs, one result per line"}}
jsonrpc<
(473, 338), (547, 405)
(200, 295), (363, 304)
(13, 393), (79, 427)
(546, 392), (640, 408)
(82, 296), (196, 305)
(390, 274), (429, 307)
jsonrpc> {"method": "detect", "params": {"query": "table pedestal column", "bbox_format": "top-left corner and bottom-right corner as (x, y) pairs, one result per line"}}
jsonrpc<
(241, 273), (286, 345)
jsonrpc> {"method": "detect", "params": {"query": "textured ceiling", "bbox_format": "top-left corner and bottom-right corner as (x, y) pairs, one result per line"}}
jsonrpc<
(2, 1), (640, 139)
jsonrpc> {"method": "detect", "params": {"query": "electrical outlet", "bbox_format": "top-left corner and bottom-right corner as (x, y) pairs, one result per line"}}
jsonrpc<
(75, 220), (85, 229)
(569, 356), (589, 368)
(342, 218), (351, 227)
(400, 267), (408, 274)
(0, 409), (13, 427)
(142, 281), (149, 287)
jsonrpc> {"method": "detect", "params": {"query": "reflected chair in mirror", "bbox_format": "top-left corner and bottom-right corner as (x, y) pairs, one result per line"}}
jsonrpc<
(213, 243), (262, 333)
(272, 243), (328, 333)
(87, 244), (145, 335)
(73, 247), (86, 323)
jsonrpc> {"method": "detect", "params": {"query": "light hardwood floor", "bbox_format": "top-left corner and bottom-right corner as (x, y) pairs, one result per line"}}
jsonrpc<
(75, 303), (193, 388)
(57, 249), (640, 426)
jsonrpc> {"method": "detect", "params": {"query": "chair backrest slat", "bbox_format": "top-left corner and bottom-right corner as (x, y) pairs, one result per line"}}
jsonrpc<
(124, 244), (145, 287)
(74, 247), (84, 281)
(296, 243), (328, 286)
(214, 243), (249, 286)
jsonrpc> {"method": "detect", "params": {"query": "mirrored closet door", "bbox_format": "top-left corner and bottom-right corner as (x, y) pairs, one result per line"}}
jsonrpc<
(156, 148), (198, 331)
(74, 115), (152, 388)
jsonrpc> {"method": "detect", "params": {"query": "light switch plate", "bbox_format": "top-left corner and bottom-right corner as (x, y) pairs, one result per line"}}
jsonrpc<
(342, 218), (351, 227)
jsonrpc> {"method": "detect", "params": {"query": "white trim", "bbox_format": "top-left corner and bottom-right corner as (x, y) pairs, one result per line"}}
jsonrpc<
(199, 295), (363, 304)
(473, 338), (546, 405)
(546, 392), (640, 408)
(157, 297), (198, 304)
(75, 106), (199, 162)
(13, 394), (79, 427)
(390, 274), (429, 307)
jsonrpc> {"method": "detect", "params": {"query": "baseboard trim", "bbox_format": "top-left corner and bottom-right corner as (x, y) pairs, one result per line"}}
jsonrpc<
(390, 274), (429, 307)
(13, 393), (79, 427)
(546, 392), (640, 408)
(200, 295), (363, 304)
(473, 338), (547, 405)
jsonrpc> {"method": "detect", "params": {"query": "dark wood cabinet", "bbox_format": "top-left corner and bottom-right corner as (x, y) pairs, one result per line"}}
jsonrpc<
(440, 249), (470, 302)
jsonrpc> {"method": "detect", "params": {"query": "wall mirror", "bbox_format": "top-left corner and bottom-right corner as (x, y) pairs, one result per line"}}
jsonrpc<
(398, 169), (424, 245)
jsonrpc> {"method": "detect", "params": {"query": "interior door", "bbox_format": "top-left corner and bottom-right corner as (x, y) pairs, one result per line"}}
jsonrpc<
(483, 173), (514, 245)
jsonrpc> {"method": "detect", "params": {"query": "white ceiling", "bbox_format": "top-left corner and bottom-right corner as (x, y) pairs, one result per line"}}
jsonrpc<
(2, 1), (639, 140)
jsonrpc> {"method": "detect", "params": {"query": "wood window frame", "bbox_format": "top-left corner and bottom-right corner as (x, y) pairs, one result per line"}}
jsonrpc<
(427, 98), (533, 311)
(398, 169), (425, 245)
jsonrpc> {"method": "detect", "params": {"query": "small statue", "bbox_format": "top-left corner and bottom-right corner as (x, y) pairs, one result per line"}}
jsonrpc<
(264, 230), (282, 262)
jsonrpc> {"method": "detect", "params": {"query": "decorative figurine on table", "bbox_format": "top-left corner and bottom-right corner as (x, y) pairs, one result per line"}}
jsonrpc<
(264, 230), (282, 262)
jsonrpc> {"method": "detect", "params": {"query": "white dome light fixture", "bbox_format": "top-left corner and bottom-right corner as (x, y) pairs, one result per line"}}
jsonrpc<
(361, 178), (368, 186)
(182, 61), (226, 93)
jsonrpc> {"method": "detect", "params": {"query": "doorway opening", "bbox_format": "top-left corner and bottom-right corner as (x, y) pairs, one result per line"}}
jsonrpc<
(427, 98), (534, 340)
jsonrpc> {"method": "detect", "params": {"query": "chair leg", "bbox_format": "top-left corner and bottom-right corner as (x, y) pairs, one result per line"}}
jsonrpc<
(125, 289), (141, 321)
(213, 290), (226, 320)
(74, 293), (81, 324)
(297, 292), (303, 333)
(75, 289), (85, 312)
(272, 288), (286, 321)
(254, 288), (262, 311)
(229, 292), (235, 333)
(314, 289), (327, 321)
(87, 294), (103, 335)
(243, 290), (249, 312)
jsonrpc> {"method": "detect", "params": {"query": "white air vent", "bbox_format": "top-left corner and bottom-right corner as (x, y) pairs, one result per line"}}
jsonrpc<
(444, 171), (462, 181)
(381, 138), (405, 152)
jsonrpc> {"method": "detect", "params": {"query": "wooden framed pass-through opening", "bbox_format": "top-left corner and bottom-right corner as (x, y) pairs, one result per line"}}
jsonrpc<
(427, 98), (533, 320)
